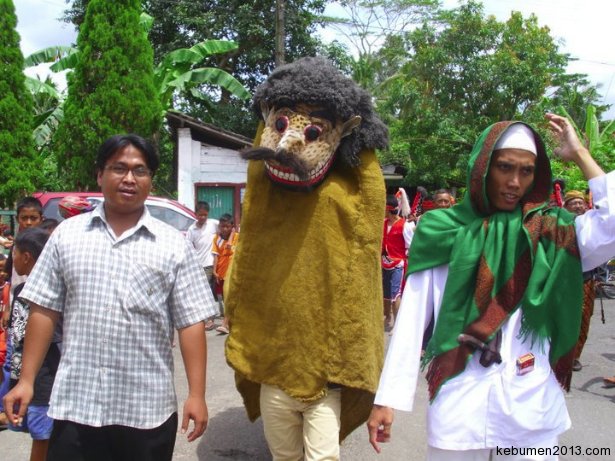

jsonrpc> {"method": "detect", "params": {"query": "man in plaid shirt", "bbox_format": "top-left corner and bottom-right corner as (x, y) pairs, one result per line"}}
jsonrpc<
(3, 134), (217, 461)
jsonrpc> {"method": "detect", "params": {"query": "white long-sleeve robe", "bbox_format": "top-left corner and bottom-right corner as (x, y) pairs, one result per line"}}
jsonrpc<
(375, 171), (615, 450)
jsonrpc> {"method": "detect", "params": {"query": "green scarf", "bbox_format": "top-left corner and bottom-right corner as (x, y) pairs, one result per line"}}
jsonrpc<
(409, 121), (582, 400)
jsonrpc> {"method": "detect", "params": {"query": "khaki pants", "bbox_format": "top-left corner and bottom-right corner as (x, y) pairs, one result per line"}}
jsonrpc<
(260, 384), (341, 461)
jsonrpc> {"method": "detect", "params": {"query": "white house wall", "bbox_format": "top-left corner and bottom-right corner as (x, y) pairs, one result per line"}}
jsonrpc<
(199, 144), (248, 183)
(177, 128), (194, 211)
(176, 127), (248, 212)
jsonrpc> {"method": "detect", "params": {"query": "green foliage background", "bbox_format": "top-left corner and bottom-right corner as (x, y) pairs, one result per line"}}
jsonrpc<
(13, 0), (613, 197)
(63, 0), (326, 138)
(0, 0), (41, 206)
(371, 2), (602, 189)
(53, 0), (162, 190)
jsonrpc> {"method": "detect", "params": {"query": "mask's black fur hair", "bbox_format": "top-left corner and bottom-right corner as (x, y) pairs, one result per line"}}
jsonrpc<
(253, 57), (389, 168)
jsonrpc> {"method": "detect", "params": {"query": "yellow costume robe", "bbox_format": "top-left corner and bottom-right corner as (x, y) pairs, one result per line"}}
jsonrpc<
(225, 148), (385, 441)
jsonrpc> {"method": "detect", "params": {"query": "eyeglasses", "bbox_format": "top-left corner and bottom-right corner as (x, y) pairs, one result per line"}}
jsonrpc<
(105, 164), (152, 178)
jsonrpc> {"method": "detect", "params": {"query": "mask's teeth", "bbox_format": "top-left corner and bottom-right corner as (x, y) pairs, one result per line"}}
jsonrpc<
(265, 154), (334, 186)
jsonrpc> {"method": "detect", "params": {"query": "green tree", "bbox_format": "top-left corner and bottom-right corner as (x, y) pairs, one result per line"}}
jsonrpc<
(23, 73), (64, 150)
(63, 0), (327, 137)
(25, 37), (250, 194)
(375, 1), (598, 188)
(523, 72), (609, 131)
(323, 0), (438, 92)
(0, 0), (41, 206)
(148, 0), (326, 136)
(27, 39), (251, 121)
(53, 0), (162, 190)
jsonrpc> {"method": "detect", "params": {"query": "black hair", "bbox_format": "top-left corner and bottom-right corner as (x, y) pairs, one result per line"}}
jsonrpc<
(195, 201), (210, 212)
(219, 213), (234, 224)
(14, 227), (50, 261)
(16, 197), (43, 216)
(96, 134), (159, 175)
(253, 56), (388, 167)
(433, 189), (452, 197)
(386, 195), (398, 209)
(39, 218), (60, 232)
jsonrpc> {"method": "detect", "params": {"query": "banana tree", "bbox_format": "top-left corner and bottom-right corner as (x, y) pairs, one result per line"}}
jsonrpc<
(23, 8), (249, 147)
(558, 104), (615, 151)
(553, 105), (615, 190)
(154, 39), (251, 113)
(23, 71), (66, 149)
(23, 45), (77, 150)
(23, 45), (78, 71)
(24, 39), (250, 122)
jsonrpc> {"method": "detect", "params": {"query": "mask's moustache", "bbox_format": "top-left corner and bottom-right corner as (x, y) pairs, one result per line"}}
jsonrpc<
(241, 147), (310, 180)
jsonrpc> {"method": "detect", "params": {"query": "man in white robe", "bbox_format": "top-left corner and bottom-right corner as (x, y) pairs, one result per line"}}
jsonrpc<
(367, 113), (615, 460)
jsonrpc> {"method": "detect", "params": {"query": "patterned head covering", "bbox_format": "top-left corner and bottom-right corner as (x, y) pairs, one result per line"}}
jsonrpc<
(563, 190), (586, 205)
(58, 196), (94, 219)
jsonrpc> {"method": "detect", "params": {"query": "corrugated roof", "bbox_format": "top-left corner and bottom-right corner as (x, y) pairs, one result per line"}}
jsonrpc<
(166, 110), (253, 150)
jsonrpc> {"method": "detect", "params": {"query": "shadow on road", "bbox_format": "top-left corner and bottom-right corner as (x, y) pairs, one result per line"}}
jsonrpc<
(576, 375), (615, 397)
(196, 406), (270, 460)
(601, 352), (615, 362)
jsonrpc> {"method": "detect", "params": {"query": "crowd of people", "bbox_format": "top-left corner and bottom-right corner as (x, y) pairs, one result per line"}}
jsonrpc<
(0, 59), (613, 461)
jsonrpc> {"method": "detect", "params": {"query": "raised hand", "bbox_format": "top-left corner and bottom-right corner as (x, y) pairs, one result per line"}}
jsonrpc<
(545, 113), (604, 180)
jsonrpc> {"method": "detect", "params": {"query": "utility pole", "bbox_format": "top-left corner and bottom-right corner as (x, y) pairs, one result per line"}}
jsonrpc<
(275, 0), (285, 66)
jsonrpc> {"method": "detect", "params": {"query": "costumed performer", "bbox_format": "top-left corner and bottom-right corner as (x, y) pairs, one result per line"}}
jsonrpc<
(224, 56), (388, 460)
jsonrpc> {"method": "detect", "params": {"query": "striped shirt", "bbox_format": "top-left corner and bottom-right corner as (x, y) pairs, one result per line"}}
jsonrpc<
(20, 205), (217, 429)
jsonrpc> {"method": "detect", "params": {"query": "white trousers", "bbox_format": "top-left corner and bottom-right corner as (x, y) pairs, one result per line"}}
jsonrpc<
(260, 384), (341, 461)
(427, 436), (559, 461)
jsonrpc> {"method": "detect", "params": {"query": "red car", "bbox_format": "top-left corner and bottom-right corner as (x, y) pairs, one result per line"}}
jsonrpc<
(33, 192), (196, 233)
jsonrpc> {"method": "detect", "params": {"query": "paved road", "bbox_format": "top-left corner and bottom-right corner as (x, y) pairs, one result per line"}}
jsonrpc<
(2, 298), (614, 460)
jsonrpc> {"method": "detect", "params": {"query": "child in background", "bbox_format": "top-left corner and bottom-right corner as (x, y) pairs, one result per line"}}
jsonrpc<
(0, 225), (12, 254)
(0, 197), (44, 427)
(7, 227), (60, 461)
(2, 197), (44, 325)
(15, 197), (43, 232)
(0, 255), (9, 430)
(0, 255), (8, 366)
(8, 197), (44, 293)
(213, 214), (238, 335)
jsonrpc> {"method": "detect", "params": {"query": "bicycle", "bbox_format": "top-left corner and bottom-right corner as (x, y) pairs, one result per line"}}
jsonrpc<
(595, 258), (615, 299)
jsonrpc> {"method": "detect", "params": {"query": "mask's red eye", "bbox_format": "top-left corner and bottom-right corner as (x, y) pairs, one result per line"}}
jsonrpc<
(275, 116), (289, 133)
(304, 125), (322, 142)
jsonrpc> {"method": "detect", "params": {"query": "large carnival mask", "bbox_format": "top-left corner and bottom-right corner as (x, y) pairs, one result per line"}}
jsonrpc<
(242, 102), (361, 190)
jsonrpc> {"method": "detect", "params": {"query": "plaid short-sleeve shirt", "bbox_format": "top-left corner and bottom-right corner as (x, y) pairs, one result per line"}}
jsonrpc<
(20, 206), (217, 429)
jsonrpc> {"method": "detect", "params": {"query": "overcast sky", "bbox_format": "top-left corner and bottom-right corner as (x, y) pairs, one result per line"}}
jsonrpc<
(14, 0), (615, 119)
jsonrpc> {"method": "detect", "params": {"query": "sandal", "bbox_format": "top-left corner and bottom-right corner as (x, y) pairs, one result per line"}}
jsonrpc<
(603, 376), (615, 388)
(216, 325), (229, 335)
(205, 320), (216, 331)
(0, 412), (7, 431)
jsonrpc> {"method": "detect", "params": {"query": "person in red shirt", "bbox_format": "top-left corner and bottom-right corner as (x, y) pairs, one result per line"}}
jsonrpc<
(382, 196), (414, 331)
